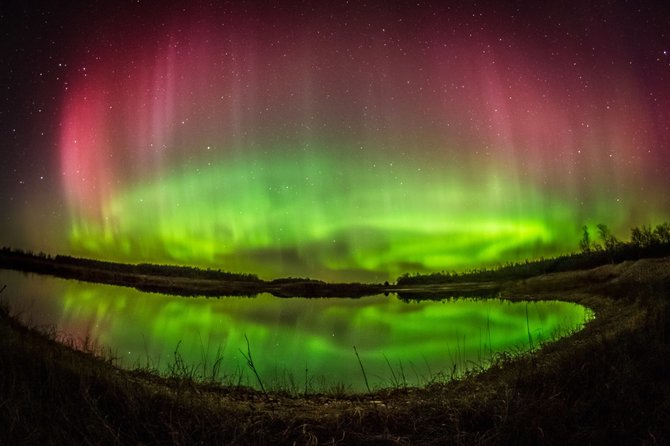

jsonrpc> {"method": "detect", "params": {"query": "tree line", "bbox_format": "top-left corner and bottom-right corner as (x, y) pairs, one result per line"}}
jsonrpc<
(580, 222), (670, 253)
(0, 247), (261, 283)
(397, 221), (670, 285)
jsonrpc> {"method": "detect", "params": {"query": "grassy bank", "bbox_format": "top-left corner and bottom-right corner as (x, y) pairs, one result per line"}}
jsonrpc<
(1, 258), (669, 444)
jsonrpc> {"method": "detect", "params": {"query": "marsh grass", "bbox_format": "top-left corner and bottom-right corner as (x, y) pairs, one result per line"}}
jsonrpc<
(383, 354), (408, 389)
(353, 345), (372, 394)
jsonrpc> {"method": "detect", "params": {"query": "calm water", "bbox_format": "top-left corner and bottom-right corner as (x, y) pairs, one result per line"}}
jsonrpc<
(0, 269), (593, 392)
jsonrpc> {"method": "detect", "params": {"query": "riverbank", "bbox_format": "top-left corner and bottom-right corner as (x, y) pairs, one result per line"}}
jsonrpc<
(1, 257), (669, 444)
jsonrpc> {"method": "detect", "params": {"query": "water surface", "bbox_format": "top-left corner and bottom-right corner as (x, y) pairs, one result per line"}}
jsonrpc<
(0, 270), (592, 392)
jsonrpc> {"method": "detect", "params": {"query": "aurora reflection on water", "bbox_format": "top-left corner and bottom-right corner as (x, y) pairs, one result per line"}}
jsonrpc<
(0, 270), (592, 391)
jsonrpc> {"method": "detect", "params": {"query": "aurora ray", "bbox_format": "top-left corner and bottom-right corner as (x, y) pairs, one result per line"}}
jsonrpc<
(3, 3), (667, 281)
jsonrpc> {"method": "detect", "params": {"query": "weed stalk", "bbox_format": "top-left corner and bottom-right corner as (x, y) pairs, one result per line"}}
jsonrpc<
(525, 303), (534, 351)
(353, 345), (371, 393)
(239, 334), (266, 395)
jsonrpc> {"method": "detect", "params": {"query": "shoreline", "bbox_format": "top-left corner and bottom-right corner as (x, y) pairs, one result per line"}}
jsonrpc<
(0, 249), (385, 297)
(0, 249), (500, 298)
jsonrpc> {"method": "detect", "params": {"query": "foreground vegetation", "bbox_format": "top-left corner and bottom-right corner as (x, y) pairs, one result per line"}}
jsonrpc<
(1, 257), (669, 444)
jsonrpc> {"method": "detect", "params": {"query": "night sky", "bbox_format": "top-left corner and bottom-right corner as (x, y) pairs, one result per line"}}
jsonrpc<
(1, 1), (669, 281)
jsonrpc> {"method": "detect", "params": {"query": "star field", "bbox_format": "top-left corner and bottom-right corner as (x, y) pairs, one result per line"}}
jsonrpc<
(1, 1), (669, 281)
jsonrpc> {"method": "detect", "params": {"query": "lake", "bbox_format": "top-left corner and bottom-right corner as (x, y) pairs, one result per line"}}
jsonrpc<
(0, 269), (593, 392)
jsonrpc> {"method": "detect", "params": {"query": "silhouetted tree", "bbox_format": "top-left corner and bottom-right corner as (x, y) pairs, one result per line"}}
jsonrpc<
(579, 225), (592, 253)
(631, 225), (655, 247)
(596, 223), (620, 251)
(654, 222), (670, 244)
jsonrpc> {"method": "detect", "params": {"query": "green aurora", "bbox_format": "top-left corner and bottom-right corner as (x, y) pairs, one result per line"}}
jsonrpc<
(68, 147), (574, 281)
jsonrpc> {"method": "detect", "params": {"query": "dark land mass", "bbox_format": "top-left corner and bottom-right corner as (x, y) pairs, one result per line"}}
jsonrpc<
(1, 255), (670, 444)
(396, 234), (670, 286)
(3, 229), (670, 299)
(0, 248), (386, 298)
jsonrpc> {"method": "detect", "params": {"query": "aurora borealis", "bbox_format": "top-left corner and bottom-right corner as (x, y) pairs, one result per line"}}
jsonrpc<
(2, 2), (670, 280)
